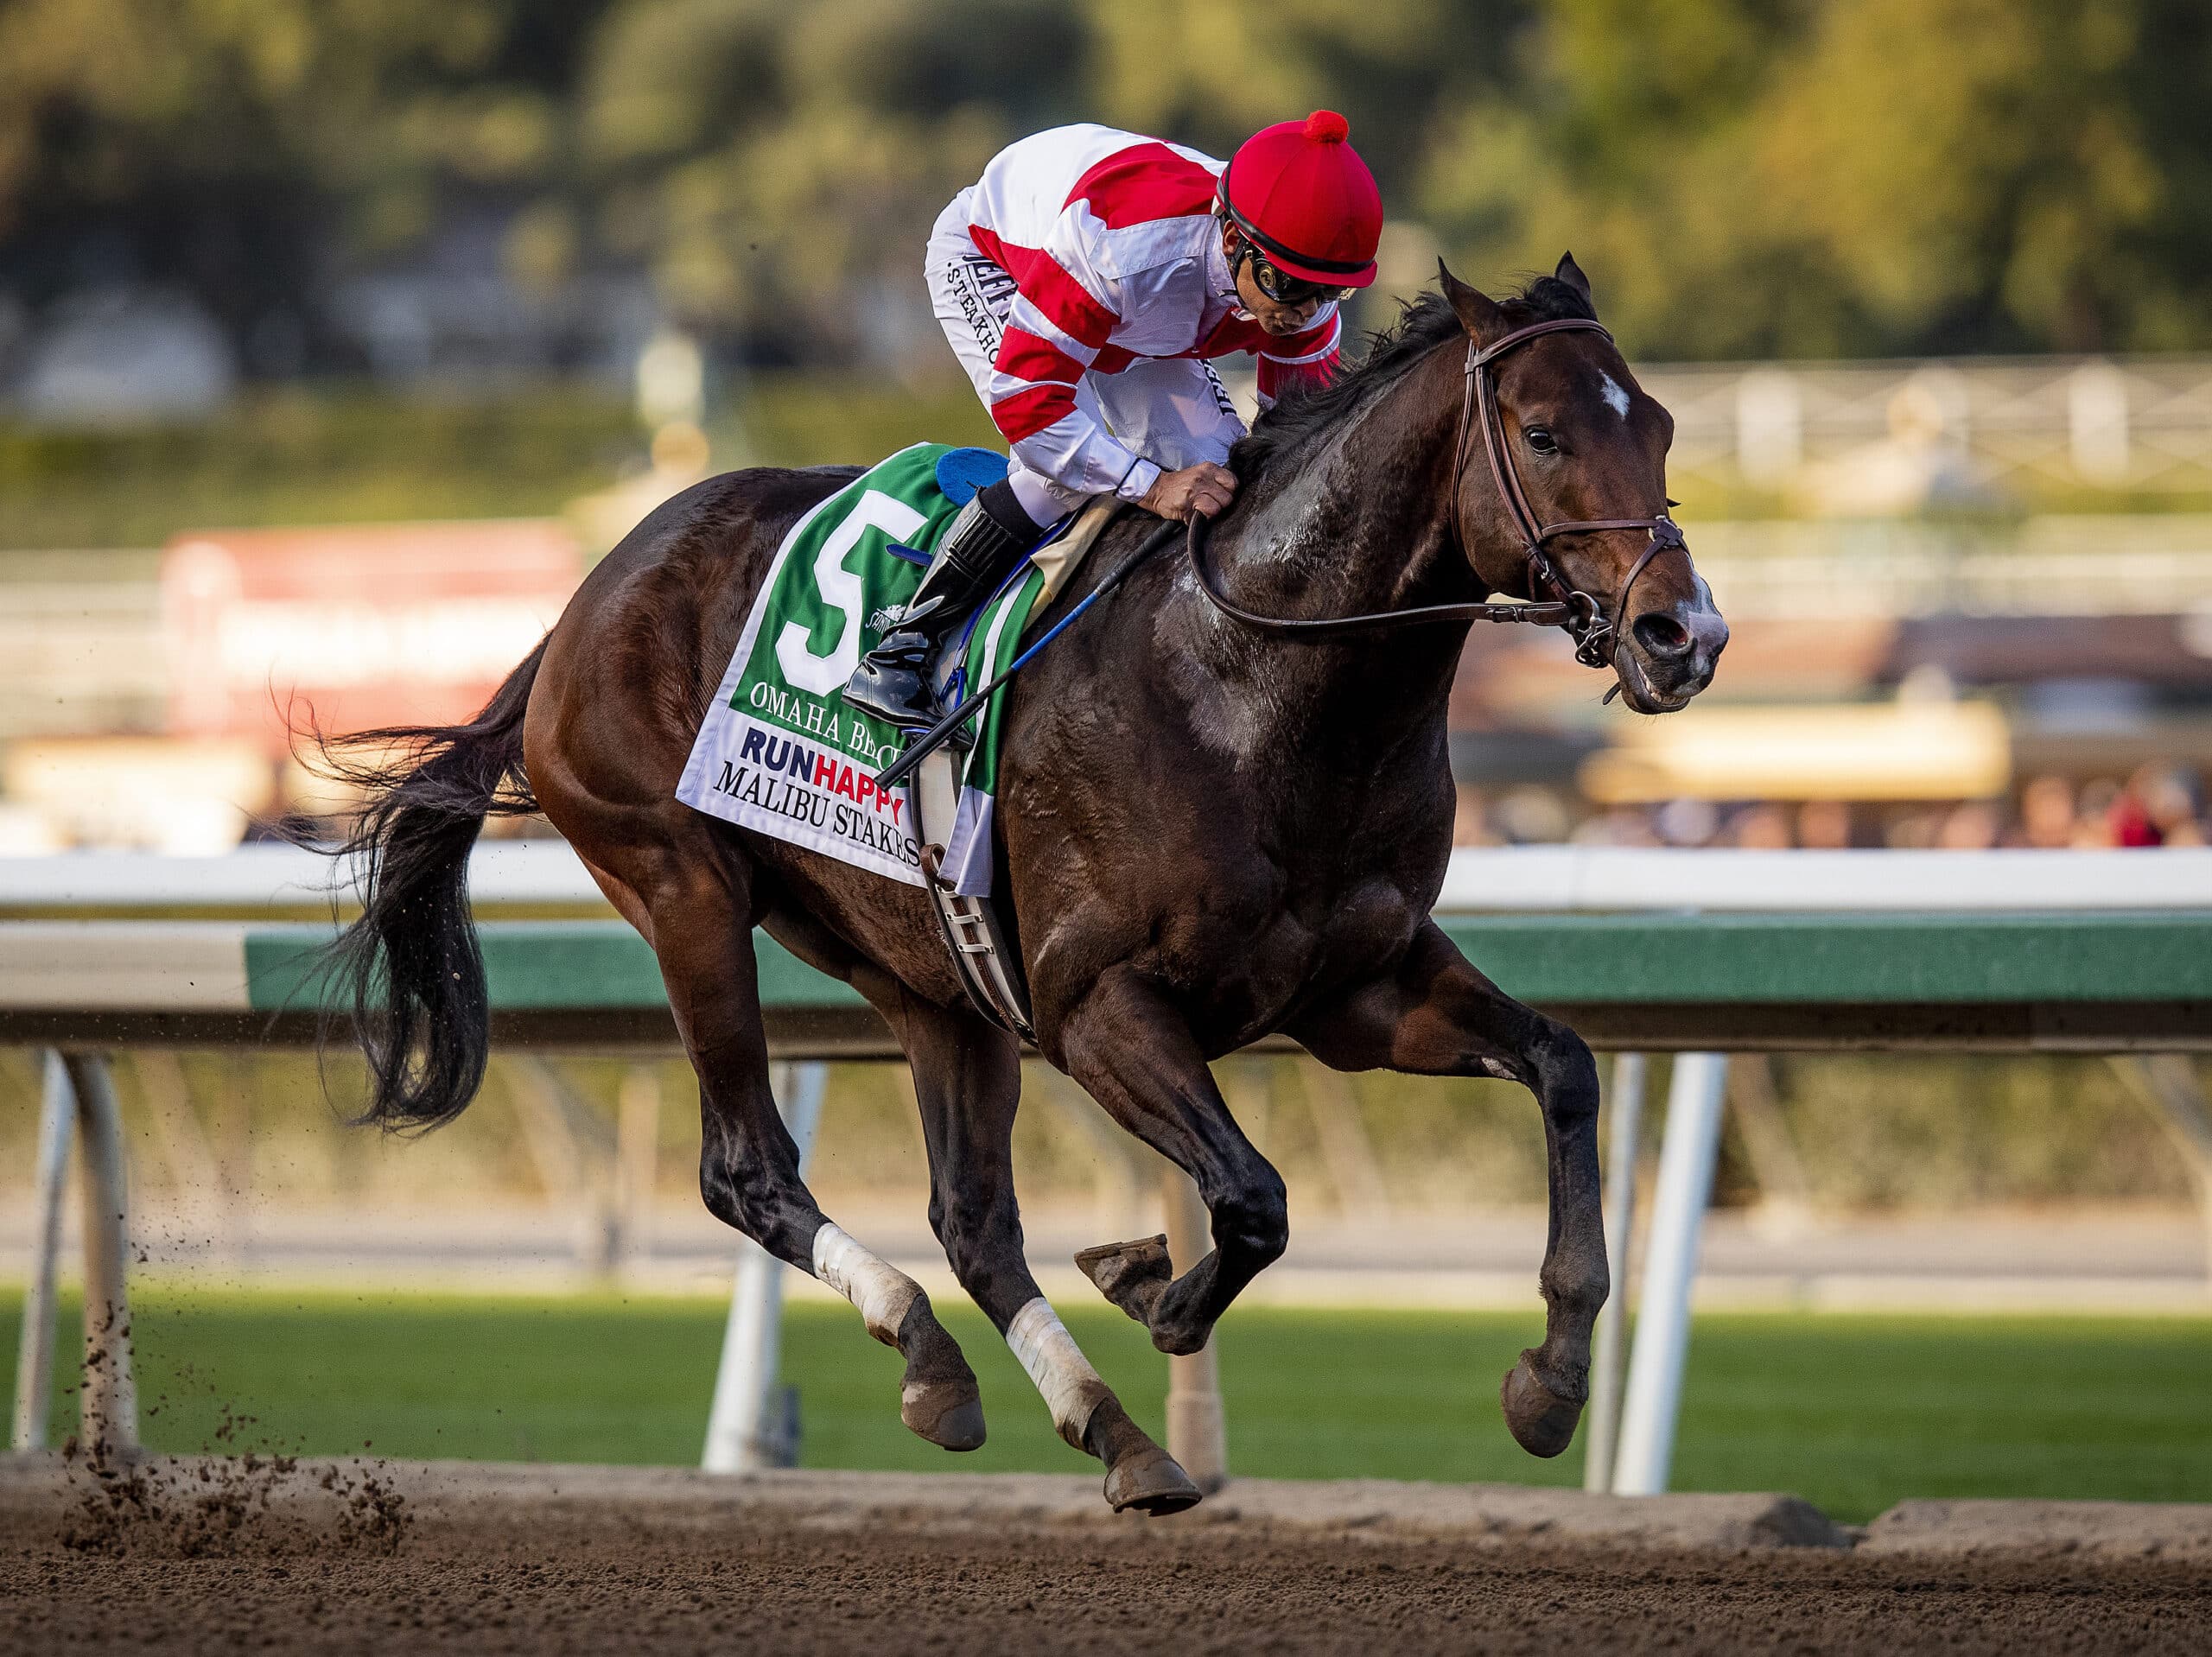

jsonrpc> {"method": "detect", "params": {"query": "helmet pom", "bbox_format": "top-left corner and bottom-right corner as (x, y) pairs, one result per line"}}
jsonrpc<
(1304, 109), (1350, 143)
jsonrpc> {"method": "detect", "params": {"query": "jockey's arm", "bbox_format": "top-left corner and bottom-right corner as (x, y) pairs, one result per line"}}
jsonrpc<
(1254, 307), (1344, 409)
(982, 214), (1162, 511)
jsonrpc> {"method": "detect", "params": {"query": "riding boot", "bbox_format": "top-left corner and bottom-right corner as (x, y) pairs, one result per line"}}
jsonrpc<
(842, 486), (1037, 730)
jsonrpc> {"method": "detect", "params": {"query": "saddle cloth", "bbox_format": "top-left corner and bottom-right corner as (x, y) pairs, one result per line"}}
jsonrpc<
(676, 442), (1111, 892)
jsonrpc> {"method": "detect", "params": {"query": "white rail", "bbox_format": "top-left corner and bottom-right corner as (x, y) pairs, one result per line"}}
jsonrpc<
(1580, 1053), (1646, 1495)
(9, 1051), (137, 1457)
(1436, 846), (2212, 912)
(0, 840), (604, 911)
(4, 842), (2207, 916)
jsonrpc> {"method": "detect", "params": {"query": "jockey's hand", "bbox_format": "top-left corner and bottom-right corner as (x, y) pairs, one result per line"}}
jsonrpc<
(1141, 462), (1238, 523)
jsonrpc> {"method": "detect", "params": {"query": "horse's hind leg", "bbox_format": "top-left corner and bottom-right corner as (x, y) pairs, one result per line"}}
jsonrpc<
(642, 856), (984, 1451)
(892, 990), (1200, 1514)
(1055, 967), (1288, 1358)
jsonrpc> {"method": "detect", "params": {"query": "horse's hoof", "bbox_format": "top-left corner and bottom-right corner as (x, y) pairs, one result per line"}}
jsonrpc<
(1500, 1349), (1585, 1458)
(902, 1377), (987, 1451)
(1103, 1445), (1204, 1516)
(1147, 1317), (1211, 1358)
(1075, 1235), (1173, 1325)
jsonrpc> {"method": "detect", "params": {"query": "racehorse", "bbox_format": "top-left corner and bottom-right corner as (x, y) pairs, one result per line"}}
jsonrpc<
(319, 257), (1726, 1514)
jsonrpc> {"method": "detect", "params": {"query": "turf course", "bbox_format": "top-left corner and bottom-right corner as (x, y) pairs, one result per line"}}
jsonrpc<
(7, 1286), (2207, 1524)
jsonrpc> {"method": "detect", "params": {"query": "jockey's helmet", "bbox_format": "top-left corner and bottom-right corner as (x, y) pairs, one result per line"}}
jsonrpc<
(1219, 110), (1383, 289)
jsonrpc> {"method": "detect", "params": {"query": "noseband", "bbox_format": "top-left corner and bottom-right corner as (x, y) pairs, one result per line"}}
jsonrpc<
(1190, 314), (1689, 669)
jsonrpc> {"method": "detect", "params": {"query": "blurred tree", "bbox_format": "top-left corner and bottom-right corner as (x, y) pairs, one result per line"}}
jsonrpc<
(0, 0), (613, 361)
(2, 0), (2208, 369)
(1753, 0), (2158, 353)
(1082, 0), (1513, 224)
(580, 0), (1087, 359)
(1421, 0), (2212, 357)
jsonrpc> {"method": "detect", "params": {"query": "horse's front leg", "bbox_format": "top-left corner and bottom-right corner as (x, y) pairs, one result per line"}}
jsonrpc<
(1289, 921), (1606, 1458)
(1057, 965), (1288, 1356)
(888, 987), (1200, 1514)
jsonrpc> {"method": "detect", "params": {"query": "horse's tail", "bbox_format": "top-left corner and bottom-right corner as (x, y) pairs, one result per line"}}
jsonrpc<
(308, 639), (547, 1133)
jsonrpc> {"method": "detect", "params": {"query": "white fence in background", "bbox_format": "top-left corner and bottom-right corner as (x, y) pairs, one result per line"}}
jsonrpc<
(7, 841), (2209, 916)
(1643, 354), (2212, 495)
(1433, 845), (2212, 911)
(8, 509), (2212, 768)
(1685, 516), (2212, 620)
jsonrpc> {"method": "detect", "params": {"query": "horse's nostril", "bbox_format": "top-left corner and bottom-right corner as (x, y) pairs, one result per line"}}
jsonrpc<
(1632, 613), (1692, 658)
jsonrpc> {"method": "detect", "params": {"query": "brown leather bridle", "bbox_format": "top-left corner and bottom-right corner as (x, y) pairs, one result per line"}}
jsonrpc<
(1191, 314), (1690, 670)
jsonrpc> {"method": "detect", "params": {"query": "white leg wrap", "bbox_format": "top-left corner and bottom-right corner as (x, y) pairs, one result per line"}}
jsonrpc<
(811, 1222), (918, 1347)
(1006, 1297), (1107, 1447)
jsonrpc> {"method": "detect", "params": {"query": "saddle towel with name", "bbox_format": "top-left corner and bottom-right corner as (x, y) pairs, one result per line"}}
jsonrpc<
(675, 442), (1063, 891)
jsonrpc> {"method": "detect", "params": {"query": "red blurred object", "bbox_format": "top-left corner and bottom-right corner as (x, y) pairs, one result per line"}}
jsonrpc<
(162, 520), (582, 754)
(2108, 791), (2163, 848)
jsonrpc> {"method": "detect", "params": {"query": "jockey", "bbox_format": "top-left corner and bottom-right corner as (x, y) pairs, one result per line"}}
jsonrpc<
(844, 110), (1384, 731)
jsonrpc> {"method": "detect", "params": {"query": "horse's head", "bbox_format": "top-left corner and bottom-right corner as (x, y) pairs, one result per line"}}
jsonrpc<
(1440, 256), (1726, 714)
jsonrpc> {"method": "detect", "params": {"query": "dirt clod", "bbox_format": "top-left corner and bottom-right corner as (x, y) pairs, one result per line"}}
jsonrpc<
(54, 1442), (409, 1560)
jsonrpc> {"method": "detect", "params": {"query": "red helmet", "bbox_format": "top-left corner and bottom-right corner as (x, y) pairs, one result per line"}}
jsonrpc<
(1220, 110), (1382, 289)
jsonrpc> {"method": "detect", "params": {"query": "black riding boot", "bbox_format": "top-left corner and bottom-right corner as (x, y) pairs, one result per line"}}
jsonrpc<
(842, 484), (1037, 729)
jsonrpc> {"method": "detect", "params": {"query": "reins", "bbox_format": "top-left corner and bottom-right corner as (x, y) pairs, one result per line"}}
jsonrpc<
(1192, 314), (1690, 669)
(880, 316), (1694, 791)
(1186, 512), (1572, 636)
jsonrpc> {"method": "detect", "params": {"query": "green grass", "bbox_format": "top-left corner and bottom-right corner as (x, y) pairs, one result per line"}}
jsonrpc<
(6, 1286), (2208, 1523)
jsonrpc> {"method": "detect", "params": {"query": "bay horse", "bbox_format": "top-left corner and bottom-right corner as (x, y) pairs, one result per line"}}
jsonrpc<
(321, 258), (1726, 1513)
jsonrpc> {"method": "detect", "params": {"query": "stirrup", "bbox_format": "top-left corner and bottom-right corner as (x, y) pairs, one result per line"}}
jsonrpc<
(844, 492), (1032, 734)
(844, 649), (976, 751)
(843, 662), (940, 730)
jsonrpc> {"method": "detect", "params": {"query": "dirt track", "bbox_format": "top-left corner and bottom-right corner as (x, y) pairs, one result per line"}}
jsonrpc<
(4, 1459), (2209, 1654)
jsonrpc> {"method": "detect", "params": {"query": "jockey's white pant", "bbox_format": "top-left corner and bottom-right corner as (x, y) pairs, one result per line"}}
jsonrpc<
(926, 192), (1243, 525)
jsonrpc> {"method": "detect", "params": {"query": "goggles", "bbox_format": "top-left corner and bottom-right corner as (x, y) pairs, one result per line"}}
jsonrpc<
(1227, 228), (1352, 308)
(1248, 251), (1352, 308)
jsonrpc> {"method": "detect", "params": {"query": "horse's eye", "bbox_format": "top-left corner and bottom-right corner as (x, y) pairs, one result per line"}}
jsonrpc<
(1524, 426), (1559, 455)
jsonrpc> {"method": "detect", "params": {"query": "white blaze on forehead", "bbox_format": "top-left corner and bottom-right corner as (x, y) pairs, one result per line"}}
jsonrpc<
(1599, 372), (1631, 422)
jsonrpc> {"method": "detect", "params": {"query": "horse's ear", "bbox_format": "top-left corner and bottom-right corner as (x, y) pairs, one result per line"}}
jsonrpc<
(1439, 260), (1503, 340)
(1554, 251), (1595, 311)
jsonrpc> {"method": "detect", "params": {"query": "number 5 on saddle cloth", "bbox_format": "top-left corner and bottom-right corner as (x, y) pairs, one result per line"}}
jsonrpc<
(677, 443), (1122, 1039)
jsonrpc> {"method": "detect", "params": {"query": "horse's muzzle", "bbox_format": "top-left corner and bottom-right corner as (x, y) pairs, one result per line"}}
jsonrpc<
(1612, 591), (1727, 713)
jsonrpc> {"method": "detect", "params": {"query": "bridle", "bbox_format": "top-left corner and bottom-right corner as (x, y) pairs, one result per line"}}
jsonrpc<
(1190, 314), (1690, 670)
(1461, 316), (1688, 667)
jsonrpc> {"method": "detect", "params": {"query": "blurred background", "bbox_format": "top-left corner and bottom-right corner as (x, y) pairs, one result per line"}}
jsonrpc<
(6, 0), (2212, 854)
(3, 0), (2210, 1508)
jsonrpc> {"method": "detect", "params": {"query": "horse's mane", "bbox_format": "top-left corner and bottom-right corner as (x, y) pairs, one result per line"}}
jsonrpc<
(1230, 274), (1598, 479)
